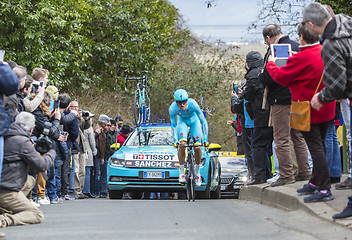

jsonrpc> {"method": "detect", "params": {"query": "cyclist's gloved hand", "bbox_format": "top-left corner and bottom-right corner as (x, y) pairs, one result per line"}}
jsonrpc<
(174, 143), (179, 148)
(203, 142), (209, 147)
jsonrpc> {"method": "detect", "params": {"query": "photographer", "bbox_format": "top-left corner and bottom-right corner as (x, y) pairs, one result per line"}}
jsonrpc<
(0, 112), (55, 228)
(31, 91), (61, 204)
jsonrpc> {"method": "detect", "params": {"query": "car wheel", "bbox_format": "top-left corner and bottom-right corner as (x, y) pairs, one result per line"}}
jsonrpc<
(109, 190), (123, 199)
(210, 171), (221, 199)
(198, 167), (211, 199)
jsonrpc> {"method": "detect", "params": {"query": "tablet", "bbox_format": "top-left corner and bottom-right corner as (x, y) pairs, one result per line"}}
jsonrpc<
(270, 44), (291, 59)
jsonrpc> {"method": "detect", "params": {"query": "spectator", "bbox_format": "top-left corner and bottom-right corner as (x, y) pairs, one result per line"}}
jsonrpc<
(59, 93), (78, 200)
(73, 103), (90, 199)
(230, 82), (255, 180)
(82, 112), (97, 198)
(241, 51), (273, 185)
(64, 99), (79, 198)
(0, 60), (20, 197)
(31, 91), (61, 205)
(301, 2), (352, 218)
(106, 119), (118, 159)
(260, 24), (309, 187)
(5, 66), (26, 121)
(0, 112), (55, 227)
(325, 102), (342, 184)
(115, 116), (123, 135)
(336, 99), (352, 189)
(15, 75), (33, 113)
(94, 114), (110, 198)
(266, 23), (335, 202)
(116, 125), (133, 146)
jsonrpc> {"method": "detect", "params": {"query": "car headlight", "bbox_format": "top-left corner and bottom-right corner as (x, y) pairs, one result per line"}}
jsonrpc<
(110, 158), (124, 166)
(235, 171), (248, 184)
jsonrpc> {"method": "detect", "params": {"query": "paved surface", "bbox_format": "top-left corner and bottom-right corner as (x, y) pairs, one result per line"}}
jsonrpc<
(2, 198), (352, 239)
(240, 174), (352, 228)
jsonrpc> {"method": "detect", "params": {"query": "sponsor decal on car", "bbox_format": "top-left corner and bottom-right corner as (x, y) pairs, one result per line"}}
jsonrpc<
(125, 153), (179, 168)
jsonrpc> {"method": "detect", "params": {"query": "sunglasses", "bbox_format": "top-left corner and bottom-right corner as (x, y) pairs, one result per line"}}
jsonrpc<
(176, 100), (187, 105)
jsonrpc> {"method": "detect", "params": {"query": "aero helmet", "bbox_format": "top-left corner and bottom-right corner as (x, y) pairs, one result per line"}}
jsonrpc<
(174, 89), (188, 102)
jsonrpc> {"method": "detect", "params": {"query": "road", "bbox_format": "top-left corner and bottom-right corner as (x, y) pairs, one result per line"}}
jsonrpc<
(2, 198), (352, 240)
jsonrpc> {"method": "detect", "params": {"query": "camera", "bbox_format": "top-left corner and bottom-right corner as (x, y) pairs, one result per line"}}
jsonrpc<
(81, 110), (90, 118)
(35, 122), (54, 154)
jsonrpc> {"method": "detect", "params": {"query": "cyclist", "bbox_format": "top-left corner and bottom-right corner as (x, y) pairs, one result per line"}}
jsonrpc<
(169, 89), (209, 187)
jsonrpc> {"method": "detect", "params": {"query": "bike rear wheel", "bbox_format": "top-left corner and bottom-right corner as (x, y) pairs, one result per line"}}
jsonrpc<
(134, 90), (142, 125)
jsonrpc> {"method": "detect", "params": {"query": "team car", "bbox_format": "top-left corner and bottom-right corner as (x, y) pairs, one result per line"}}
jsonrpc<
(219, 156), (248, 198)
(107, 124), (221, 199)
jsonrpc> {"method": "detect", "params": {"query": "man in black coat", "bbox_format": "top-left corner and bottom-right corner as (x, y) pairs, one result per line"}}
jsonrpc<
(260, 24), (309, 187)
(241, 51), (273, 185)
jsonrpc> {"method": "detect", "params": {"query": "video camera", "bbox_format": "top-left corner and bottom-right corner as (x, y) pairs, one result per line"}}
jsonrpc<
(35, 122), (54, 154)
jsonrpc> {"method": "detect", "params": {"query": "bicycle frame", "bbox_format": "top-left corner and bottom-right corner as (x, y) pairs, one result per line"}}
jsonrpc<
(180, 143), (197, 202)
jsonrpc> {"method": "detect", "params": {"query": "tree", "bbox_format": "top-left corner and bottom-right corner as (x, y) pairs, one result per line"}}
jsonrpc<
(247, 0), (314, 40)
(317, 0), (352, 15)
(247, 0), (352, 40)
(0, 0), (189, 89)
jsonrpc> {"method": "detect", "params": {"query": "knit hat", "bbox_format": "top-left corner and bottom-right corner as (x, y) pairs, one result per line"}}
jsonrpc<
(98, 114), (110, 123)
(46, 86), (59, 100)
(121, 125), (132, 135)
(115, 116), (123, 122)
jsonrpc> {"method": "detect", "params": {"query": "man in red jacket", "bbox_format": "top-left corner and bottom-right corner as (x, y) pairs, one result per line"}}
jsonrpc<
(116, 125), (133, 146)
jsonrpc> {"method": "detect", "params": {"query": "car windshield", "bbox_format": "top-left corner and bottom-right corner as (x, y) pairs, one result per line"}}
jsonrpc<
(125, 128), (173, 146)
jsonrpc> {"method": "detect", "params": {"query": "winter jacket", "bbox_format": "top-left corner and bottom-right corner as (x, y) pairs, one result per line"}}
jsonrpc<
(63, 110), (79, 149)
(31, 106), (61, 140)
(267, 43), (335, 124)
(0, 123), (55, 192)
(319, 14), (352, 103)
(84, 126), (97, 167)
(241, 51), (269, 128)
(0, 62), (19, 131)
(23, 90), (44, 113)
(106, 130), (118, 159)
(260, 36), (300, 105)
(116, 132), (128, 146)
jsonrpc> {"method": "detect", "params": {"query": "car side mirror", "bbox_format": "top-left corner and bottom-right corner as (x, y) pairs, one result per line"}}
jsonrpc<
(110, 143), (121, 151)
(208, 143), (221, 152)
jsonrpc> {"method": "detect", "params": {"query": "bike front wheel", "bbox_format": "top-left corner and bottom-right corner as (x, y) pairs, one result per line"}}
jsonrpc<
(134, 90), (142, 125)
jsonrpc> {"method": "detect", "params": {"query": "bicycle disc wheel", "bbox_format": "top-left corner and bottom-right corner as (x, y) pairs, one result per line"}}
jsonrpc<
(134, 90), (142, 125)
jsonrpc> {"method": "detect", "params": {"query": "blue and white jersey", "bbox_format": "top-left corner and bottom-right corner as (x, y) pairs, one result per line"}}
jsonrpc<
(169, 98), (208, 143)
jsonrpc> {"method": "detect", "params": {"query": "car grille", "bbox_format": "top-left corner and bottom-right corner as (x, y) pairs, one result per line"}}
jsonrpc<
(110, 176), (179, 183)
(221, 177), (234, 184)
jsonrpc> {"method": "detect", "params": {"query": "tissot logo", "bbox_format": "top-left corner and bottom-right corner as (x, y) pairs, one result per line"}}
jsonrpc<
(132, 153), (176, 161)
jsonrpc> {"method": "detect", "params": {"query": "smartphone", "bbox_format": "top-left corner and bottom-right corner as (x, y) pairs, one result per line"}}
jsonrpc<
(0, 50), (5, 61)
(53, 100), (60, 109)
(39, 81), (44, 87)
(233, 84), (238, 94)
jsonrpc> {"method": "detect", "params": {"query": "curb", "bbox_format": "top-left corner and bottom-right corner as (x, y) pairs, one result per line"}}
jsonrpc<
(239, 183), (352, 228)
